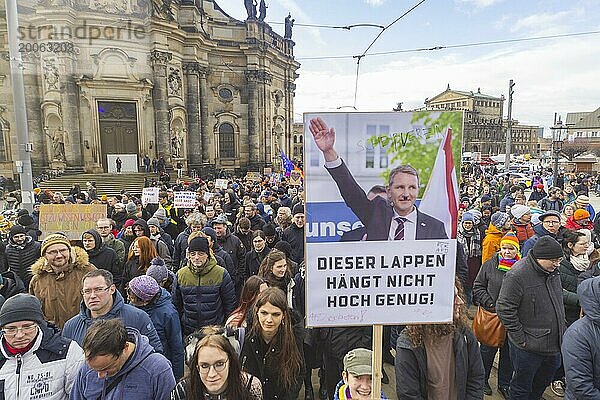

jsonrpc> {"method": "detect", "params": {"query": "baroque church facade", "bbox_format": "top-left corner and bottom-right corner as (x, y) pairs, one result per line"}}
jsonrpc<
(0, 0), (300, 176)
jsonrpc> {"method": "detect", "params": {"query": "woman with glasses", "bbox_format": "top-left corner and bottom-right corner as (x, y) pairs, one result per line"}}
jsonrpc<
(241, 287), (304, 400)
(171, 326), (263, 400)
(0, 294), (85, 400)
(245, 231), (270, 278)
(122, 236), (158, 292)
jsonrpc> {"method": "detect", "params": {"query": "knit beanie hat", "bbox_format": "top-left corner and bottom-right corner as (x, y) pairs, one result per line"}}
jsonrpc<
(573, 209), (591, 221)
(0, 294), (45, 326)
(41, 233), (71, 255)
(575, 195), (590, 208)
(147, 218), (161, 229)
(480, 194), (492, 203)
(128, 275), (160, 302)
(461, 212), (474, 222)
(500, 231), (520, 251)
(101, 195), (108, 201)
(126, 202), (137, 213)
(292, 203), (304, 216)
(188, 237), (209, 254)
(262, 223), (277, 236)
(9, 225), (26, 239)
(491, 212), (509, 229)
(511, 204), (530, 221)
(531, 236), (563, 260)
(153, 208), (168, 222)
(201, 227), (217, 244)
(147, 258), (169, 283)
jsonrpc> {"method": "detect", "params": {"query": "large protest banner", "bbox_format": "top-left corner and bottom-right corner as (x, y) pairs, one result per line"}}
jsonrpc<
(304, 111), (462, 327)
(39, 204), (108, 240)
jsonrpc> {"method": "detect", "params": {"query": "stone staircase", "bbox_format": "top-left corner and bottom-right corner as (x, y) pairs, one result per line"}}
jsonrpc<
(36, 173), (158, 197)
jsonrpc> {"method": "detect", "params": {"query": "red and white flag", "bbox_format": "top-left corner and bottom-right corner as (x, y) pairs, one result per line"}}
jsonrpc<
(419, 127), (459, 239)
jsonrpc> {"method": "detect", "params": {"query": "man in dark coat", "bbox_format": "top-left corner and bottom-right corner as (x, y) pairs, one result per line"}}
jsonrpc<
(213, 215), (246, 294)
(282, 203), (306, 264)
(5, 225), (41, 288)
(497, 236), (566, 399)
(81, 229), (122, 288)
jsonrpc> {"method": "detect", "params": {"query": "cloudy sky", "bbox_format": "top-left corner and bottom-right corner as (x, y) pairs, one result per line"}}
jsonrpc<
(220, 1), (598, 129)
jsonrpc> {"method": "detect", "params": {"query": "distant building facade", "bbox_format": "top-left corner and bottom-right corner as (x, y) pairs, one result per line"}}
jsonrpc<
(566, 107), (600, 140)
(424, 85), (547, 157)
(0, 0), (299, 176)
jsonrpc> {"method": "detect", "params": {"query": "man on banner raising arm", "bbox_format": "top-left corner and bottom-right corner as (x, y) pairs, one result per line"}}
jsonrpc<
(309, 117), (447, 241)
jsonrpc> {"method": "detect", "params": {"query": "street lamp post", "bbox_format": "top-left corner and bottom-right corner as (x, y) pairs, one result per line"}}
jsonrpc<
(551, 117), (566, 185)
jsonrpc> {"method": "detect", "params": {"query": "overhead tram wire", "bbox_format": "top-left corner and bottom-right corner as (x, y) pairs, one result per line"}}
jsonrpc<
(352, 0), (428, 108)
(267, 21), (386, 30)
(296, 29), (600, 61)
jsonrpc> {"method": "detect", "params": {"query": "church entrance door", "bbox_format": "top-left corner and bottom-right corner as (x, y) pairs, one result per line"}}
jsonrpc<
(98, 101), (139, 172)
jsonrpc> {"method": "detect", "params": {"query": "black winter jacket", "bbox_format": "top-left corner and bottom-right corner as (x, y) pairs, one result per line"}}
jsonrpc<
(395, 326), (484, 400)
(496, 253), (566, 355)
(473, 253), (506, 311)
(83, 229), (122, 287)
(282, 224), (304, 264)
(5, 236), (40, 288)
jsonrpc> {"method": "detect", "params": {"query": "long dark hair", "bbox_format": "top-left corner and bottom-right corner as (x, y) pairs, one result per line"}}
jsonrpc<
(258, 249), (291, 288)
(228, 275), (265, 327)
(188, 330), (253, 400)
(249, 287), (302, 389)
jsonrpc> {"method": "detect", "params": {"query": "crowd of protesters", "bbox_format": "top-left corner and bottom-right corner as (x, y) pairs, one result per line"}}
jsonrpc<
(1, 162), (600, 399)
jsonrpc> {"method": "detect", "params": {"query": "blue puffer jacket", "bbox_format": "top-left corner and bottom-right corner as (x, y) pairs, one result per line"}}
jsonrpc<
(174, 256), (237, 335)
(62, 290), (164, 354)
(562, 277), (600, 399)
(139, 288), (185, 380)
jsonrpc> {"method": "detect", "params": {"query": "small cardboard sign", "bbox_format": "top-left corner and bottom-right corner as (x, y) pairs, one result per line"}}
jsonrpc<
(289, 170), (302, 186)
(215, 179), (228, 190)
(142, 187), (160, 205)
(39, 204), (108, 241)
(173, 191), (197, 209)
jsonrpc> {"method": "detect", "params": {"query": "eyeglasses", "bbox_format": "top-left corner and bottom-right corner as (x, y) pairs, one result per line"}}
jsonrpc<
(97, 226), (111, 230)
(2, 323), (37, 337)
(542, 220), (561, 225)
(198, 360), (228, 374)
(81, 287), (110, 296)
(46, 248), (70, 257)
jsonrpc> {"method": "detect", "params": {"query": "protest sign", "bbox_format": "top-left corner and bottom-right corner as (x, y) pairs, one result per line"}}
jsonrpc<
(39, 204), (108, 241)
(263, 167), (272, 175)
(245, 172), (261, 182)
(173, 191), (196, 209)
(306, 240), (456, 326)
(204, 192), (214, 202)
(289, 170), (302, 186)
(304, 111), (463, 327)
(142, 187), (159, 204)
(215, 179), (228, 190)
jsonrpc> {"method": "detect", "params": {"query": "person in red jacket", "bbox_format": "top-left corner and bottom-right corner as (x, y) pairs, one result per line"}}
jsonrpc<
(510, 204), (535, 246)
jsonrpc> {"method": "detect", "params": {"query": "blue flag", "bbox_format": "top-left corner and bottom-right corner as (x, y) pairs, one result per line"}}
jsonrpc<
(281, 150), (295, 176)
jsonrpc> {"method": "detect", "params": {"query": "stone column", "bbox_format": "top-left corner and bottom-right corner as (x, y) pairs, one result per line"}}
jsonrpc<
(150, 50), (172, 161)
(59, 74), (82, 167)
(22, 65), (45, 168)
(245, 70), (271, 170)
(198, 67), (210, 163)
(183, 62), (202, 166)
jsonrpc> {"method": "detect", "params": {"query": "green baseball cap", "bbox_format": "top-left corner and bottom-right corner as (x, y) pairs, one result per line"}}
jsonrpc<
(343, 348), (372, 376)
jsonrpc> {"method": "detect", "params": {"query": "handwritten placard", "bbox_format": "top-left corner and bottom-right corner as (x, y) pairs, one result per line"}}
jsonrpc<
(215, 179), (228, 190)
(142, 187), (159, 205)
(39, 204), (108, 241)
(173, 191), (197, 209)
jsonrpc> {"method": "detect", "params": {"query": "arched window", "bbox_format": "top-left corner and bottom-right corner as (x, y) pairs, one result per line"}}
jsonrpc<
(219, 123), (235, 158)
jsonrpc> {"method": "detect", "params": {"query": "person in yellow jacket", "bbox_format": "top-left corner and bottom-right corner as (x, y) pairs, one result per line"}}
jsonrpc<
(481, 212), (511, 264)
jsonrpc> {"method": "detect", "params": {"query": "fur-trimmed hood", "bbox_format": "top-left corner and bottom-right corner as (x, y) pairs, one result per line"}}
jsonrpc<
(31, 246), (92, 276)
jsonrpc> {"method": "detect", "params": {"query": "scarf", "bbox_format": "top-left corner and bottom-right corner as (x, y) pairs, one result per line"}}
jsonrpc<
(498, 253), (521, 272)
(457, 226), (481, 258)
(571, 253), (590, 272)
